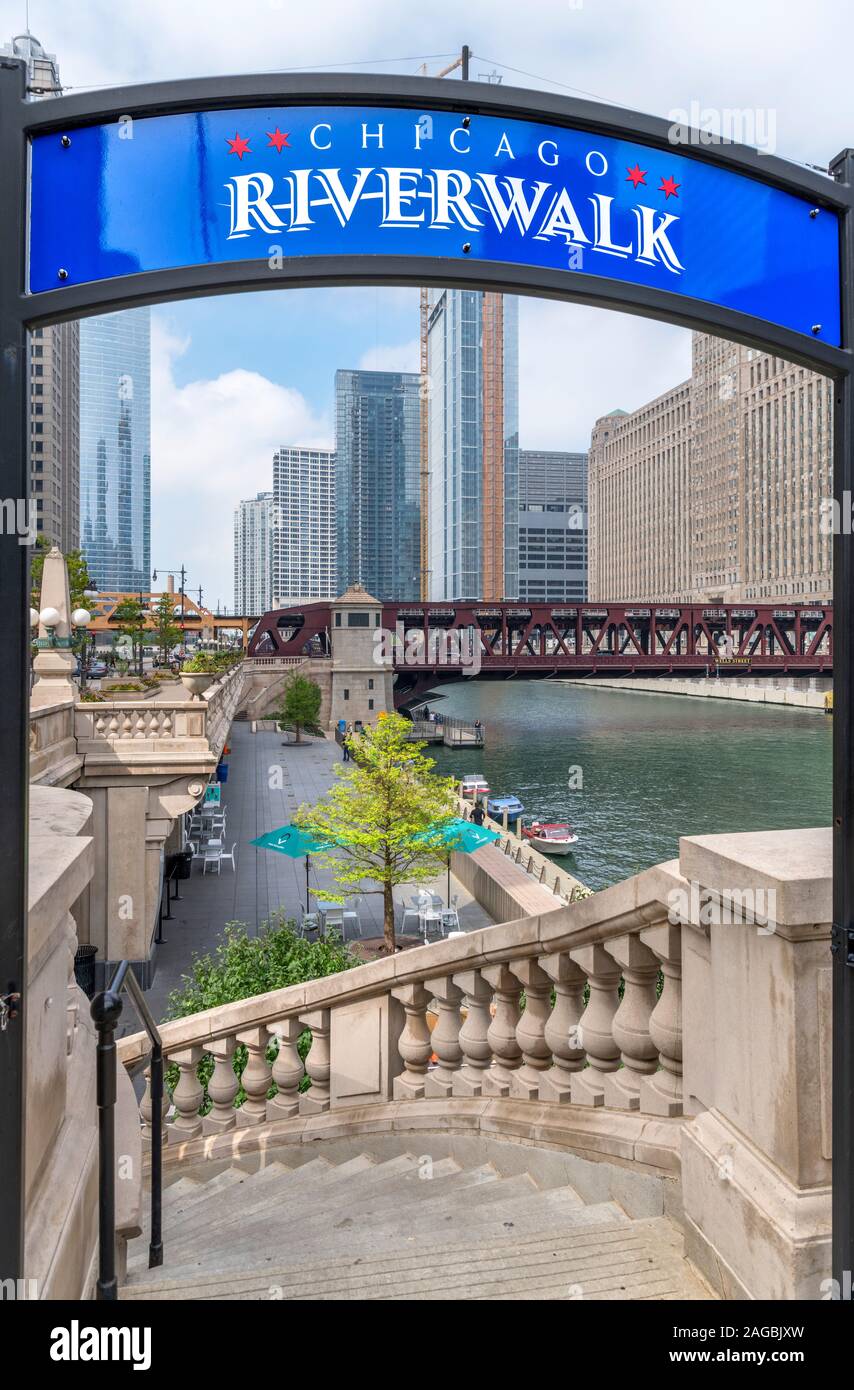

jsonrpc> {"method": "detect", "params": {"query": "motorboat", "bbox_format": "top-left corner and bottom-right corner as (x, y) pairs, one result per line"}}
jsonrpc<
(460, 774), (490, 800)
(485, 795), (526, 821)
(522, 821), (579, 853)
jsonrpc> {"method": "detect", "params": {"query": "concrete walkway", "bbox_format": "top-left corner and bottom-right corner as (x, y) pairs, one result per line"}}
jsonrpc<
(145, 721), (492, 1022)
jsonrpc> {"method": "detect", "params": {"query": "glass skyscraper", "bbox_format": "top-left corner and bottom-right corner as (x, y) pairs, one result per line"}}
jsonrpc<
(426, 290), (519, 601)
(335, 369), (421, 601)
(79, 308), (151, 592)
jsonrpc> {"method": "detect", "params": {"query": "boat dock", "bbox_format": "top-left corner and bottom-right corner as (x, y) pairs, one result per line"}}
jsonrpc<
(407, 716), (485, 747)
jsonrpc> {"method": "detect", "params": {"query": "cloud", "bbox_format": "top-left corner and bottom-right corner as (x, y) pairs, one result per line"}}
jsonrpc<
(358, 338), (420, 373)
(518, 298), (692, 453)
(150, 315), (330, 607)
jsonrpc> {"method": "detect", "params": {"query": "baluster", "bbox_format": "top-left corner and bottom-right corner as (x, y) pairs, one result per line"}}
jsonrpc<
(639, 922), (683, 1116)
(298, 1009), (331, 1114)
(424, 976), (464, 1098)
(568, 944), (621, 1106)
(538, 951), (587, 1103)
(267, 1018), (304, 1120)
(509, 958), (553, 1100)
(481, 964), (522, 1097)
(203, 1036), (238, 1134)
(167, 1047), (204, 1142)
(451, 970), (493, 1096)
(603, 934), (661, 1110)
(235, 1027), (273, 1126)
(140, 1064), (169, 1147)
(392, 984), (433, 1099)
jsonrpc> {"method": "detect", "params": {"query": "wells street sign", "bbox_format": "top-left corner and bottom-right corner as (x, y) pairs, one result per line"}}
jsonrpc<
(28, 103), (840, 344)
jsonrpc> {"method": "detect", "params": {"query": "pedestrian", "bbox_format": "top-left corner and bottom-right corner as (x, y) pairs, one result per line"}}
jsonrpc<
(342, 736), (350, 762)
(471, 801), (486, 827)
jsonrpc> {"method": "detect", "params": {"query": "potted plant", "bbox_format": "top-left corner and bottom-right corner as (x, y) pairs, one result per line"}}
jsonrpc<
(180, 651), (218, 700)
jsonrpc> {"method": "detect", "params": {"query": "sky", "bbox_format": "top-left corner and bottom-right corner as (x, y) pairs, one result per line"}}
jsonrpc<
(6, 0), (853, 608)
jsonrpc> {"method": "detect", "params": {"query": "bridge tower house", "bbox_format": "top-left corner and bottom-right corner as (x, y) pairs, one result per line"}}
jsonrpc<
(330, 584), (393, 729)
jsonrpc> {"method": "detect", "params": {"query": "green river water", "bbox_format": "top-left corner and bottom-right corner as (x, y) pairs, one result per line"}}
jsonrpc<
(425, 682), (832, 892)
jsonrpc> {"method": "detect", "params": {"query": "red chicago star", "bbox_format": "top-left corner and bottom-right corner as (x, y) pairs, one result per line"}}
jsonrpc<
(267, 127), (290, 152)
(626, 163), (647, 188)
(226, 132), (251, 160)
(659, 174), (680, 199)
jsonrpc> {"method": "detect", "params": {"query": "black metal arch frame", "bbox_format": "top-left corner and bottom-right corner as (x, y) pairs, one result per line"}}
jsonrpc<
(1, 64), (852, 1294)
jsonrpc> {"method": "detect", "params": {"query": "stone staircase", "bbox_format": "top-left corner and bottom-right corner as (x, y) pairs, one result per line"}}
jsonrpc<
(121, 1147), (712, 1301)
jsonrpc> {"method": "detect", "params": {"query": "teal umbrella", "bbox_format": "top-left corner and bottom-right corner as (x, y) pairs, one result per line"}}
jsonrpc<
(414, 816), (500, 905)
(251, 824), (334, 912)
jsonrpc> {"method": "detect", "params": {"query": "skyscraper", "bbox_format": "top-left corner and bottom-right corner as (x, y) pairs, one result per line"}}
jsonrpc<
(335, 370), (421, 601)
(426, 290), (519, 601)
(234, 492), (274, 614)
(272, 446), (336, 605)
(2, 32), (80, 551)
(79, 309), (151, 592)
(518, 449), (589, 603)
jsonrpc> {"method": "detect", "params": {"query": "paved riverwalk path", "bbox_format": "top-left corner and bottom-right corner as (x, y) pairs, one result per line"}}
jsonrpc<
(144, 721), (492, 1021)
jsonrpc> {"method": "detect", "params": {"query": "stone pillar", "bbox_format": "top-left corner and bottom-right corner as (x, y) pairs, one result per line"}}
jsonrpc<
(299, 1009), (331, 1115)
(678, 827), (832, 1300)
(392, 983), (433, 1099)
(639, 921), (683, 1117)
(451, 969), (494, 1097)
(568, 943), (621, 1106)
(235, 1028), (274, 1126)
(31, 545), (77, 709)
(267, 1018), (304, 1121)
(424, 976), (464, 1098)
(508, 958), (553, 1101)
(203, 1037), (239, 1134)
(602, 933), (660, 1110)
(481, 963), (523, 1097)
(538, 951), (587, 1103)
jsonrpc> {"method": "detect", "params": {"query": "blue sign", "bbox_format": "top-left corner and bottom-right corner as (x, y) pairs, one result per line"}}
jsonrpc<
(29, 104), (840, 344)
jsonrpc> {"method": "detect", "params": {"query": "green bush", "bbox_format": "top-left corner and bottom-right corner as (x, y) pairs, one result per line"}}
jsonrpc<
(183, 650), (241, 675)
(166, 913), (358, 1113)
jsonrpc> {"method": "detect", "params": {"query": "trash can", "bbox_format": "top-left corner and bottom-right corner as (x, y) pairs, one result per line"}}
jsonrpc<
(176, 847), (193, 880)
(74, 943), (98, 998)
(216, 762), (229, 783)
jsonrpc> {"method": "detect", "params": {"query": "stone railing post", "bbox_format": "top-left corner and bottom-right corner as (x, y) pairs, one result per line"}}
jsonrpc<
(235, 1028), (273, 1126)
(508, 958), (553, 1101)
(299, 1009), (331, 1114)
(603, 934), (660, 1110)
(481, 963), (523, 1097)
(538, 951), (587, 1103)
(639, 921), (683, 1116)
(140, 1064), (169, 1147)
(167, 1047), (204, 1142)
(203, 1036), (239, 1134)
(451, 970), (493, 1097)
(267, 1018), (305, 1121)
(568, 944), (621, 1106)
(392, 984), (433, 1100)
(424, 976), (464, 1098)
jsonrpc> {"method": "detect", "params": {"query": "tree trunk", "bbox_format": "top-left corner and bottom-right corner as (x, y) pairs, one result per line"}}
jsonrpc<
(383, 879), (396, 954)
(294, 721), (302, 744)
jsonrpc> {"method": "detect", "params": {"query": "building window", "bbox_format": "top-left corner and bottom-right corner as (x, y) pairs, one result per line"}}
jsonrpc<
(335, 613), (341, 627)
(368, 699), (374, 710)
(343, 688), (349, 700)
(347, 612), (369, 627)
(368, 678), (374, 690)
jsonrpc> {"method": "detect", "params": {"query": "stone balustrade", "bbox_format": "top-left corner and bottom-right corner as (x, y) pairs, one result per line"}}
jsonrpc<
(117, 826), (834, 1301)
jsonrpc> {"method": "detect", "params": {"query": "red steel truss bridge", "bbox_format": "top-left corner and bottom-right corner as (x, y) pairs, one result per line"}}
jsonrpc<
(248, 599), (832, 705)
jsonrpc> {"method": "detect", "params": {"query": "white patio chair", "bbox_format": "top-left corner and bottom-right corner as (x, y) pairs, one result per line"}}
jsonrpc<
(219, 843), (237, 872)
(202, 845), (222, 874)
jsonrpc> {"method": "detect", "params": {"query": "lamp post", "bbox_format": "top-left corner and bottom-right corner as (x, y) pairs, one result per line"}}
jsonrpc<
(71, 606), (93, 690)
(152, 564), (188, 661)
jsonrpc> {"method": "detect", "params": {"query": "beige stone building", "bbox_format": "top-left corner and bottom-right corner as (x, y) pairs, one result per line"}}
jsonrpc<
(588, 332), (833, 603)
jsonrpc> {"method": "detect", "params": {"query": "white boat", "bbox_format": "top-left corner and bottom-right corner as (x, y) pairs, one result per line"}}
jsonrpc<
(460, 775), (490, 800)
(522, 821), (579, 854)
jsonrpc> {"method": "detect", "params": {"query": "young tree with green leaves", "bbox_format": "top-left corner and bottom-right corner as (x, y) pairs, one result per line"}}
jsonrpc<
(294, 712), (458, 953)
(112, 596), (147, 677)
(152, 590), (182, 666)
(277, 672), (323, 743)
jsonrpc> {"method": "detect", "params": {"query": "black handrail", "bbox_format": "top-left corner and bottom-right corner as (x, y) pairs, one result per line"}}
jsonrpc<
(90, 961), (163, 1301)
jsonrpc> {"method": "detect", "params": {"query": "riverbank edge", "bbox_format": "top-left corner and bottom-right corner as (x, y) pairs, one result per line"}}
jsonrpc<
(565, 676), (829, 711)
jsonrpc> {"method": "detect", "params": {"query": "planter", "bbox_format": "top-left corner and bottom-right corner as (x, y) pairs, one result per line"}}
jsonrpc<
(180, 672), (214, 701)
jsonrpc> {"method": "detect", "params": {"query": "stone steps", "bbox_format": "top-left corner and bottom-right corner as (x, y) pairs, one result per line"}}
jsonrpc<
(122, 1145), (712, 1301)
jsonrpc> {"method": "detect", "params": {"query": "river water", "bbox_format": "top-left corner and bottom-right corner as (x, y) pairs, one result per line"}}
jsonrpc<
(426, 682), (832, 891)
